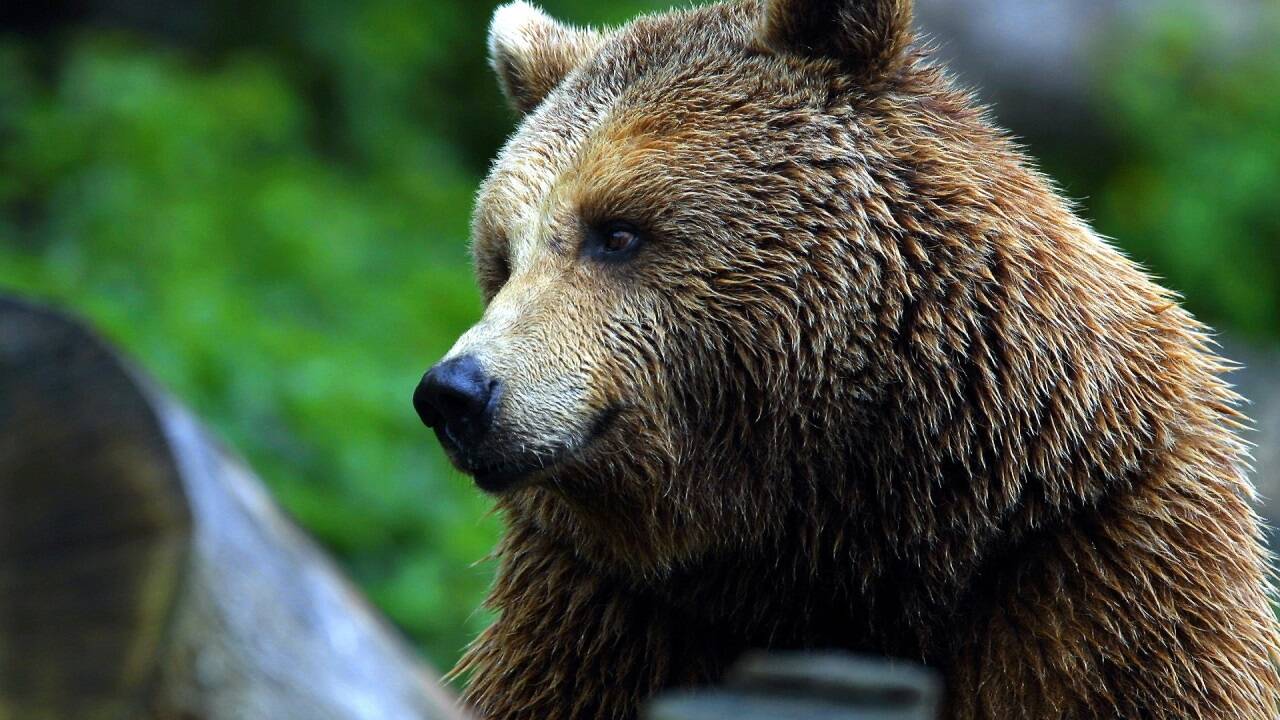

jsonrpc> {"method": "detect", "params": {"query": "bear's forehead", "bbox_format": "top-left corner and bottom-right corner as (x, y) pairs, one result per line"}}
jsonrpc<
(576, 2), (758, 100)
(476, 1), (838, 259)
(493, 2), (762, 173)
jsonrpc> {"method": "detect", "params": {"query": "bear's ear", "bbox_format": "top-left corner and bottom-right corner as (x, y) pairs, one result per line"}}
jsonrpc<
(488, 1), (603, 115)
(756, 0), (914, 79)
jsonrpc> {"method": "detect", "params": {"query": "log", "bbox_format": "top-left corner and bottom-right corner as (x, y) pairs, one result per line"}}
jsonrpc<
(645, 652), (941, 720)
(0, 296), (465, 720)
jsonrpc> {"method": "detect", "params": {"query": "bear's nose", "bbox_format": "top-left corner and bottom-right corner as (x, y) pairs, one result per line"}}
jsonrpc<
(414, 355), (499, 446)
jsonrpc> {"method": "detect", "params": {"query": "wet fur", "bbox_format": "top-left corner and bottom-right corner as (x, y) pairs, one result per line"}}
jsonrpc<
(448, 1), (1280, 717)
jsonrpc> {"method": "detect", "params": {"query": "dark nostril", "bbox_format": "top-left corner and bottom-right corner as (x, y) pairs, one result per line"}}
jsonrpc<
(413, 355), (497, 438)
(413, 377), (442, 428)
(433, 383), (481, 425)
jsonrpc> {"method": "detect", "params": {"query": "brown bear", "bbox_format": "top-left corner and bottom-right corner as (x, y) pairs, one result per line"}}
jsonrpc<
(411, 0), (1280, 717)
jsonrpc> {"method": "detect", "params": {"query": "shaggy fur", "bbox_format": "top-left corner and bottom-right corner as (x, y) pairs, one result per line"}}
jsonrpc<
(435, 1), (1280, 718)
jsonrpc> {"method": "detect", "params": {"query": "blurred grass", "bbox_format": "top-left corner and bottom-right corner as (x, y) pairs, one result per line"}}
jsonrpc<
(0, 0), (1276, 671)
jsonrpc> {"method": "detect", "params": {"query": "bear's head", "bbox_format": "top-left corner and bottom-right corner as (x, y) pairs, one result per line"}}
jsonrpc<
(416, 0), (1119, 580)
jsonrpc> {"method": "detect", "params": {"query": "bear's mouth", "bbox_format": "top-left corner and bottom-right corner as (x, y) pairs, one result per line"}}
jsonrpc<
(442, 405), (621, 493)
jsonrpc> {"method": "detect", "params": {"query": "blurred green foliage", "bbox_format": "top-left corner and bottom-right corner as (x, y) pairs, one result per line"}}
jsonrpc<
(0, 0), (1276, 672)
(0, 30), (501, 667)
(1083, 4), (1280, 340)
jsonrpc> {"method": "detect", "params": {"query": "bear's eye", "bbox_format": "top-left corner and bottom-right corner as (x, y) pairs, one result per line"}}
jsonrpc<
(603, 225), (640, 253)
(585, 221), (644, 262)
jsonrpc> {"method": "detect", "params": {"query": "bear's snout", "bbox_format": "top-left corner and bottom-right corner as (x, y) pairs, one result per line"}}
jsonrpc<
(414, 355), (500, 453)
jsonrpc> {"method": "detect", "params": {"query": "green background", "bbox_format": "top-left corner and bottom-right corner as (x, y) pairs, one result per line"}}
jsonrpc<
(1, 0), (1276, 675)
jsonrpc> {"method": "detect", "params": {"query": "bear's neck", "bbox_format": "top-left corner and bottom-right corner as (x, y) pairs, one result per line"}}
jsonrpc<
(664, 146), (1242, 659)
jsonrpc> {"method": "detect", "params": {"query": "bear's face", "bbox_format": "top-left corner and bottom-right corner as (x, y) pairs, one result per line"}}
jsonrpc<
(419, 0), (934, 574)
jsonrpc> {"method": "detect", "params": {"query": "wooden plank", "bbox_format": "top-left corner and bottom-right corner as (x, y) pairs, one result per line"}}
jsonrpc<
(645, 652), (940, 720)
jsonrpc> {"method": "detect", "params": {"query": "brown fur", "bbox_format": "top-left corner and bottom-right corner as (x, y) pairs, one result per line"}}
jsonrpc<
(440, 1), (1280, 718)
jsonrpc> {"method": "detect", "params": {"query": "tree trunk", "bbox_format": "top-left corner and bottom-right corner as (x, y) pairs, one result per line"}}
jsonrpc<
(0, 296), (466, 720)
